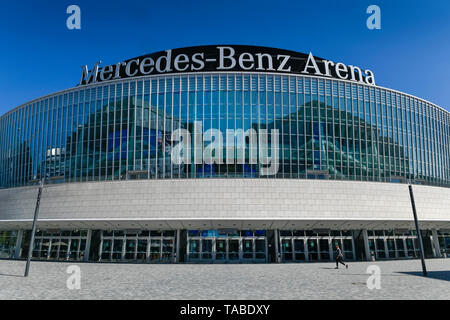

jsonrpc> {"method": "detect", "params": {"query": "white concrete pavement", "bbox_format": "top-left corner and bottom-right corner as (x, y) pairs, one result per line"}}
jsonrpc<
(0, 258), (449, 300)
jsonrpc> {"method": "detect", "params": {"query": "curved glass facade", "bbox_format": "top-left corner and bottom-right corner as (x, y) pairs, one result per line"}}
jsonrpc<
(0, 73), (449, 189)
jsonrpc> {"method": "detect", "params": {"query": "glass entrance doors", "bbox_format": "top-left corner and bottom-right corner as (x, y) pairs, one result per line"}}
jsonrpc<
(215, 239), (226, 261)
(367, 230), (420, 259)
(99, 230), (176, 263)
(280, 230), (355, 262)
(307, 239), (319, 261)
(437, 231), (450, 257)
(28, 230), (88, 261)
(228, 239), (239, 261)
(187, 230), (267, 263)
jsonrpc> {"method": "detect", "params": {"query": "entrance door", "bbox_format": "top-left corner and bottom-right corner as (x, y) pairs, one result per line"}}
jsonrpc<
(101, 239), (112, 260)
(386, 238), (396, 258)
(150, 239), (161, 262)
(215, 239), (226, 261)
(32, 239), (41, 258)
(58, 241), (69, 260)
(228, 239), (240, 261)
(162, 239), (174, 261)
(187, 231), (267, 263)
(255, 239), (266, 262)
(125, 239), (136, 260)
(319, 239), (330, 261)
(445, 237), (450, 256)
(41, 238), (50, 259)
(307, 239), (318, 261)
(69, 239), (79, 260)
(112, 239), (123, 260)
(136, 239), (147, 261)
(376, 239), (386, 259)
(293, 239), (305, 261)
(406, 238), (415, 257)
(281, 239), (293, 261)
(97, 231), (176, 263)
(202, 239), (213, 260)
(50, 240), (59, 259)
(343, 239), (354, 260)
(396, 239), (405, 258)
(242, 239), (253, 261)
(188, 239), (200, 260)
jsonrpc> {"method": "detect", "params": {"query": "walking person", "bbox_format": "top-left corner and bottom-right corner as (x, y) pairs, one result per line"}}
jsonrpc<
(335, 245), (348, 269)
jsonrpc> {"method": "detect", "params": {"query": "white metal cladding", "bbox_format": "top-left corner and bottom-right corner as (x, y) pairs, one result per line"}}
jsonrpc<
(0, 179), (449, 230)
(0, 72), (449, 189)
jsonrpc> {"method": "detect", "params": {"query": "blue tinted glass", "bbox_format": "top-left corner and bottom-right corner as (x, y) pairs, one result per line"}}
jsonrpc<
(188, 230), (199, 237)
(201, 230), (218, 237)
(243, 230), (253, 237)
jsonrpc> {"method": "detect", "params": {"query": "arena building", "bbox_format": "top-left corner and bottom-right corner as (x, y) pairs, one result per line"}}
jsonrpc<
(0, 45), (449, 263)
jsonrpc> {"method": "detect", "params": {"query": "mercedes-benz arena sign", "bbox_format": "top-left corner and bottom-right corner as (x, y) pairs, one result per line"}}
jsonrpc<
(0, 45), (449, 264)
(80, 45), (376, 86)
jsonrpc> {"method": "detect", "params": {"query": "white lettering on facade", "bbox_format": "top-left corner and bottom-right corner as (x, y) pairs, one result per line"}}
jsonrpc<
(80, 46), (376, 87)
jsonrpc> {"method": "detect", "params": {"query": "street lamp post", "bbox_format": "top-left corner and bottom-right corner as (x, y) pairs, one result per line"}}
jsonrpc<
(407, 183), (427, 277)
(24, 174), (64, 277)
(24, 178), (44, 277)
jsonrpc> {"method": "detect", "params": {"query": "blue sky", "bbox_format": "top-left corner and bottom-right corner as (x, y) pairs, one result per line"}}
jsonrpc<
(1, 0), (449, 115)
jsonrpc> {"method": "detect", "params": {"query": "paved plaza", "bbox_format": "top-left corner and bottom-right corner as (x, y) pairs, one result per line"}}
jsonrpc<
(0, 258), (449, 299)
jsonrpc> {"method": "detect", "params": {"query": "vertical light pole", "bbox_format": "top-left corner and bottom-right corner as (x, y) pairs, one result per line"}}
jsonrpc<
(24, 169), (63, 277)
(408, 183), (427, 277)
(24, 178), (44, 277)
